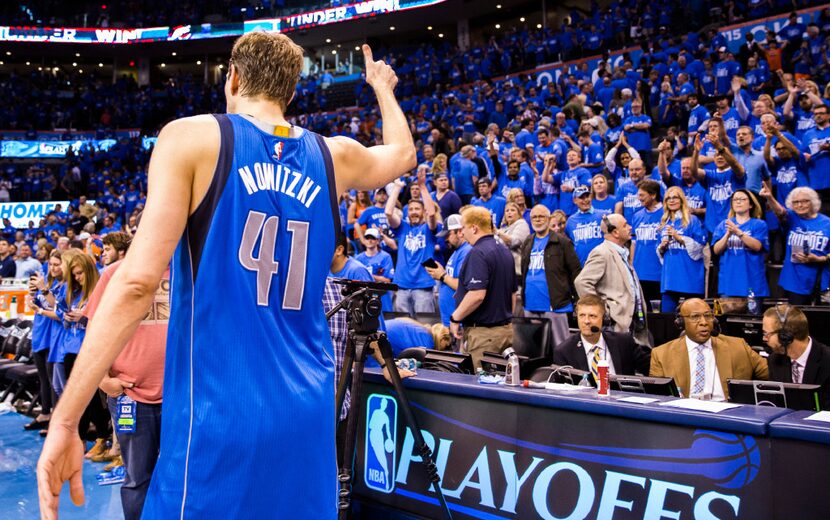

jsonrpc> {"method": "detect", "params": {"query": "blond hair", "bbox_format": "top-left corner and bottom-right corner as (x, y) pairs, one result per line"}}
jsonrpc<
(661, 186), (691, 229)
(461, 206), (494, 233)
(231, 32), (304, 110)
(62, 249), (99, 308)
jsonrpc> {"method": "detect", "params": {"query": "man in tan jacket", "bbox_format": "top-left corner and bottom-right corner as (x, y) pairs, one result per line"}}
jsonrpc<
(651, 298), (768, 399)
(574, 213), (651, 347)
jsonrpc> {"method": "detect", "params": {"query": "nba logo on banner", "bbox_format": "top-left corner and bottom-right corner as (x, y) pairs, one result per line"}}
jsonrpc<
(364, 394), (397, 493)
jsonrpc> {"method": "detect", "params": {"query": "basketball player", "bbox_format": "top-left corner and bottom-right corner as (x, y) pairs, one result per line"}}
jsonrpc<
(37, 33), (415, 519)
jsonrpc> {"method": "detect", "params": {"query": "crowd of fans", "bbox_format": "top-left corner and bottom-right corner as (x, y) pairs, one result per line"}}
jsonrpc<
(3, 6), (830, 518)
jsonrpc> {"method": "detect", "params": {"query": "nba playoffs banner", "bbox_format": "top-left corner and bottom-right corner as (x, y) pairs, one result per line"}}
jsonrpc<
(721, 8), (822, 54)
(0, 129), (139, 141)
(0, 201), (69, 227)
(355, 384), (771, 519)
(0, 0), (447, 44)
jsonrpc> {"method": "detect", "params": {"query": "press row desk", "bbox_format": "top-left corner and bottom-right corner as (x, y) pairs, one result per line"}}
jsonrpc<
(353, 370), (828, 519)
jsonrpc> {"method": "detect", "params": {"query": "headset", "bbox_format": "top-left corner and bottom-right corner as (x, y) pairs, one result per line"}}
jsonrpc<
(674, 300), (720, 336)
(601, 214), (616, 234)
(775, 304), (795, 351)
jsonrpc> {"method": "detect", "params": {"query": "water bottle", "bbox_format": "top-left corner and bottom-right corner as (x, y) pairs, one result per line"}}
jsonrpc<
(9, 296), (17, 319)
(747, 287), (759, 316)
(578, 373), (592, 387)
(503, 347), (520, 386)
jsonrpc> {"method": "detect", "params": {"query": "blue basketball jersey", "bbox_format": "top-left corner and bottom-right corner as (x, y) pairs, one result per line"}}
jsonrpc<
(143, 114), (338, 519)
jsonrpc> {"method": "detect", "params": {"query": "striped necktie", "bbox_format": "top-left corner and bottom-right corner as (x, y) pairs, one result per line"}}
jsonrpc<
(792, 361), (801, 384)
(692, 344), (706, 395)
(590, 346), (601, 382)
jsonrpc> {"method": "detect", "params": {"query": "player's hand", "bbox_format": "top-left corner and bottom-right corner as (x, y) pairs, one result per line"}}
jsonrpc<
(37, 423), (85, 519)
(362, 44), (398, 93)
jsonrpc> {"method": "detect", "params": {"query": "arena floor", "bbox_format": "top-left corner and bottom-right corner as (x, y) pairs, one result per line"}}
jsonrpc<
(0, 412), (124, 519)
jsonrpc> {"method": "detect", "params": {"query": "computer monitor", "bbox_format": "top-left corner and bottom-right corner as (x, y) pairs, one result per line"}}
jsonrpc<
(727, 379), (822, 411)
(421, 350), (474, 375)
(529, 364), (593, 386)
(609, 374), (680, 397)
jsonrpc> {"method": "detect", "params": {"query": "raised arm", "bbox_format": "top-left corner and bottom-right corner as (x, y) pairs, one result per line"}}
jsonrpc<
(691, 134), (705, 180)
(384, 180), (403, 229)
(419, 170), (438, 231)
(328, 45), (417, 193)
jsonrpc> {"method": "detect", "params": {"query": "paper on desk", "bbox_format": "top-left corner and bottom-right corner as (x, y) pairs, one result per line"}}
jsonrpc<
(617, 396), (659, 404)
(804, 411), (830, 423)
(660, 399), (741, 413)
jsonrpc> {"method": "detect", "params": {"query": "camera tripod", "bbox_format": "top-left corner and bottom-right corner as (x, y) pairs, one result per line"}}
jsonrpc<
(329, 278), (452, 520)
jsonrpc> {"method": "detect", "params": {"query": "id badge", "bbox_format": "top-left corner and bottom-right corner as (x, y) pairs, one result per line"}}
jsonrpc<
(116, 395), (137, 434)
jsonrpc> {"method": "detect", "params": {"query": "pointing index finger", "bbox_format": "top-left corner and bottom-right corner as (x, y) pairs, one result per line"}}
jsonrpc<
(362, 44), (374, 64)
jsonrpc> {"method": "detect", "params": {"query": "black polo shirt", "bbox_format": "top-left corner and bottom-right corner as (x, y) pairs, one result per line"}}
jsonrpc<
(454, 234), (517, 326)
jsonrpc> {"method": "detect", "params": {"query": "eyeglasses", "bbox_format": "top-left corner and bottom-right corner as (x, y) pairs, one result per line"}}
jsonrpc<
(732, 197), (750, 202)
(791, 199), (811, 205)
(531, 215), (548, 220)
(665, 195), (681, 201)
(681, 312), (715, 323)
(762, 330), (779, 341)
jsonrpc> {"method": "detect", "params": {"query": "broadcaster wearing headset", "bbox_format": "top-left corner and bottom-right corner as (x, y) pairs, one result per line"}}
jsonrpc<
(763, 304), (830, 410)
(650, 298), (768, 400)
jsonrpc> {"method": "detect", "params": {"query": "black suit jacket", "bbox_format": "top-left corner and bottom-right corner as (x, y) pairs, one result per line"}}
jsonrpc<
(769, 340), (830, 410)
(553, 330), (651, 376)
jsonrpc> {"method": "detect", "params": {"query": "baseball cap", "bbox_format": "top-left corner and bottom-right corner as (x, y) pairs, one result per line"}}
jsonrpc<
(573, 185), (591, 198)
(718, 46), (727, 53)
(438, 214), (464, 237)
(78, 232), (91, 240)
(364, 228), (381, 239)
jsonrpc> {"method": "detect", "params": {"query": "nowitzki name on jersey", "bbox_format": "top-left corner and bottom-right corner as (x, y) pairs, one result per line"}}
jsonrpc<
(237, 162), (322, 208)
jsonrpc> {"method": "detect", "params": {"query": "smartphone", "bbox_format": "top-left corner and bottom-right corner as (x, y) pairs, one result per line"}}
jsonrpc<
(421, 258), (438, 269)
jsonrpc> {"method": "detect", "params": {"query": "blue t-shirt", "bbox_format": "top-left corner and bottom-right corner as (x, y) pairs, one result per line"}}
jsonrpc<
(631, 205), (665, 282)
(565, 211), (603, 265)
(802, 126), (830, 191)
(681, 182), (707, 211)
(392, 221), (437, 289)
(471, 195), (507, 228)
(771, 155), (809, 207)
(617, 181), (642, 223)
(497, 173), (530, 200)
(330, 256), (373, 282)
(623, 115), (652, 151)
(712, 218), (770, 297)
(582, 142), (605, 176)
(592, 195), (616, 216)
(356, 250), (395, 311)
(779, 211), (830, 295)
(356, 206), (389, 233)
(703, 167), (744, 233)
(452, 158), (478, 196)
(524, 235), (553, 312)
(558, 168), (592, 216)
(385, 319), (434, 358)
(660, 215), (706, 294)
(438, 242), (471, 326)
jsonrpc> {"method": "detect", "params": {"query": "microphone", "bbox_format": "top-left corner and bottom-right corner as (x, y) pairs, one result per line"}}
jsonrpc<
(589, 325), (601, 333)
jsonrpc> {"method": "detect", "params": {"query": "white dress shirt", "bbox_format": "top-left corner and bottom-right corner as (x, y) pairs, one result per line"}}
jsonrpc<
(581, 334), (616, 375)
(685, 336), (725, 401)
(791, 338), (813, 384)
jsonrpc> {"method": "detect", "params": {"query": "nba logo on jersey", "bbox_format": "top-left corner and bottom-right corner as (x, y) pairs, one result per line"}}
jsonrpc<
(364, 394), (398, 493)
(272, 141), (284, 161)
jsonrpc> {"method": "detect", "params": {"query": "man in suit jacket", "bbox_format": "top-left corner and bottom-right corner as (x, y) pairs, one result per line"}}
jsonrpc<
(651, 298), (768, 400)
(554, 295), (651, 380)
(763, 304), (830, 410)
(574, 213), (651, 347)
